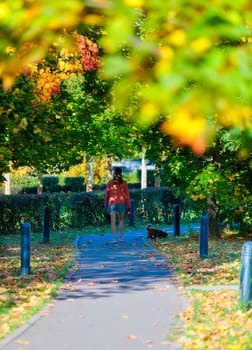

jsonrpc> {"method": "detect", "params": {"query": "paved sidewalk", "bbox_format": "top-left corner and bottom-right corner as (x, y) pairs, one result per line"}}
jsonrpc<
(1, 228), (188, 350)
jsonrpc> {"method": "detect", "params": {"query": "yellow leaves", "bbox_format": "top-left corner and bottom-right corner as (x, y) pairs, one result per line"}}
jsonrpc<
(180, 289), (252, 349)
(0, 323), (10, 336)
(161, 105), (207, 155)
(0, 243), (75, 340)
(168, 29), (187, 48)
(227, 345), (244, 350)
(128, 334), (137, 339)
(83, 14), (103, 25)
(11, 306), (25, 319)
(159, 45), (174, 62)
(124, 0), (144, 7)
(190, 37), (212, 53)
(139, 102), (159, 127)
(190, 194), (206, 201)
(19, 118), (28, 129)
(219, 105), (252, 129)
(14, 339), (29, 345)
(0, 2), (9, 20)
(5, 46), (16, 55)
(155, 237), (252, 348)
(155, 45), (174, 77)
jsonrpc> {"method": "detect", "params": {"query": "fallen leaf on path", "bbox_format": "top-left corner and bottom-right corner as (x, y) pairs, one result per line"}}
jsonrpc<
(14, 339), (29, 345)
(145, 339), (153, 347)
(48, 303), (56, 308)
(87, 282), (95, 286)
(159, 285), (171, 291)
(128, 334), (137, 339)
(40, 310), (51, 316)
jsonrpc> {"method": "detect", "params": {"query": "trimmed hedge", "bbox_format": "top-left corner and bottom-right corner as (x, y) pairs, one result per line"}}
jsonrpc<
(21, 176), (85, 194)
(0, 187), (184, 235)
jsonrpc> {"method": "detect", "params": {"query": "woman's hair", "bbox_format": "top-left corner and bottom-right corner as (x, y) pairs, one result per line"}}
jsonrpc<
(113, 167), (123, 183)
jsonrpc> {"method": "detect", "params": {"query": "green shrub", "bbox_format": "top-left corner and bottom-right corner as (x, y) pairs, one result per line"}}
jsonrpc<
(0, 187), (201, 235)
(64, 177), (84, 192)
(131, 187), (178, 224)
(42, 176), (59, 193)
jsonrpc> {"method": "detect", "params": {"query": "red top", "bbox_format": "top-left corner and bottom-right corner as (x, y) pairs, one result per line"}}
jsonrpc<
(105, 180), (130, 209)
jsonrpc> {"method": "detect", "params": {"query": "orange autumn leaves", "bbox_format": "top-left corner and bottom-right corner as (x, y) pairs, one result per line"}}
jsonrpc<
(153, 236), (252, 349)
(26, 33), (100, 102)
(161, 106), (207, 155)
(159, 101), (252, 155)
(156, 237), (242, 286)
(180, 290), (252, 350)
(0, 243), (75, 340)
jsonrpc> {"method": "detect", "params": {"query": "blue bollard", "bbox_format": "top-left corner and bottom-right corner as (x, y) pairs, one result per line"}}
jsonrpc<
(129, 199), (135, 226)
(240, 241), (252, 310)
(174, 204), (180, 236)
(200, 215), (208, 258)
(21, 222), (31, 276)
(42, 205), (50, 243)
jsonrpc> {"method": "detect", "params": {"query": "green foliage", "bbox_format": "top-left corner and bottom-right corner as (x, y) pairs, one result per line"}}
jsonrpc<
(155, 236), (252, 348)
(42, 176), (59, 191)
(160, 129), (252, 233)
(10, 176), (38, 194)
(64, 176), (84, 192)
(99, 0), (252, 154)
(0, 187), (200, 235)
(130, 187), (180, 225)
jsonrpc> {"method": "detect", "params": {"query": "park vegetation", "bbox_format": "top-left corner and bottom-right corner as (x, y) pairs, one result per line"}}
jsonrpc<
(0, 1), (251, 347)
(0, 0), (251, 237)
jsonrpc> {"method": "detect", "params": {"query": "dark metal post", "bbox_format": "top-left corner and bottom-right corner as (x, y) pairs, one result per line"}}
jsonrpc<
(240, 241), (252, 310)
(42, 205), (50, 243)
(129, 199), (135, 226)
(21, 222), (31, 276)
(174, 204), (180, 236)
(200, 215), (208, 258)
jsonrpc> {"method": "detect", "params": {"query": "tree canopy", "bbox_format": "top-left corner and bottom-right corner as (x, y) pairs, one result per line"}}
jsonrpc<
(0, 0), (252, 155)
(0, 0), (251, 234)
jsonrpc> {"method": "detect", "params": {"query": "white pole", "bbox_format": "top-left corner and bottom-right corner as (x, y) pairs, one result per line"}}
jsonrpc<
(141, 148), (147, 189)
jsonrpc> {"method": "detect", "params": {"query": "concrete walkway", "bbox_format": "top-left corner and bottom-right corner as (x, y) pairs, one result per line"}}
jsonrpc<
(0, 228), (189, 350)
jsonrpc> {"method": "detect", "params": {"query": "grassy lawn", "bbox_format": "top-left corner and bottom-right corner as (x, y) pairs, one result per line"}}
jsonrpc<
(1, 224), (252, 349)
(152, 231), (252, 350)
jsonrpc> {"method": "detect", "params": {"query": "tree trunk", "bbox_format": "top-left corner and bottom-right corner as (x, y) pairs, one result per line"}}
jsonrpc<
(154, 165), (160, 187)
(37, 174), (43, 194)
(85, 156), (93, 192)
(207, 197), (220, 238)
(107, 157), (113, 180)
(4, 173), (11, 195)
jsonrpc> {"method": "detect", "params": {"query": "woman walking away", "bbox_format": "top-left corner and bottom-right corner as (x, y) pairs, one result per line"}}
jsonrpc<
(105, 167), (131, 242)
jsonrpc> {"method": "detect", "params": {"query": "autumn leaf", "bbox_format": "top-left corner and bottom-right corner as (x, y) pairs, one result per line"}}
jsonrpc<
(14, 339), (29, 345)
(128, 334), (137, 339)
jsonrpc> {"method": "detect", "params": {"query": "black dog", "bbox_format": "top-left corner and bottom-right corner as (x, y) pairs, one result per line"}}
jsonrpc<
(146, 224), (168, 240)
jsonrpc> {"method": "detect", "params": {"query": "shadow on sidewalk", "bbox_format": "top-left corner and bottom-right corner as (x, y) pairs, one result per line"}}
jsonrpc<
(57, 232), (177, 300)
